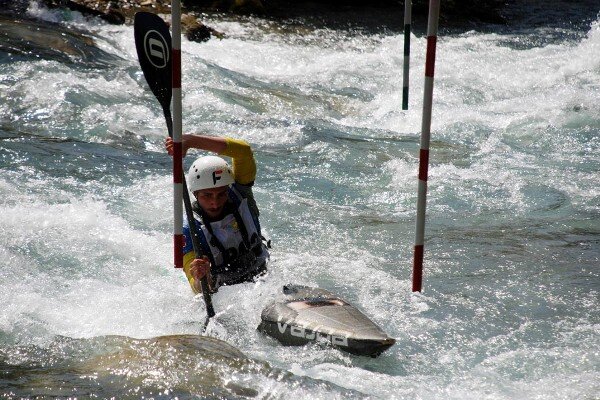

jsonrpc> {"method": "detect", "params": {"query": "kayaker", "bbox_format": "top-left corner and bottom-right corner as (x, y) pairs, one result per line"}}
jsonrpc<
(165, 134), (269, 293)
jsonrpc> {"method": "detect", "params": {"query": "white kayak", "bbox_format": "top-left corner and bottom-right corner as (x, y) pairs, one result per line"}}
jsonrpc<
(258, 285), (396, 357)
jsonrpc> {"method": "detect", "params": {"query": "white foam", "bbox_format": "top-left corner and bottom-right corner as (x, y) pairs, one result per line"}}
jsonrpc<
(2, 12), (598, 398)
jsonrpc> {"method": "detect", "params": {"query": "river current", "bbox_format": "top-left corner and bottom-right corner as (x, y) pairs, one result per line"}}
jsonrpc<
(0, 2), (599, 399)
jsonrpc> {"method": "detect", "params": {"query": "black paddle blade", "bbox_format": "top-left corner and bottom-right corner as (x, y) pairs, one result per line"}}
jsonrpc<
(134, 12), (172, 113)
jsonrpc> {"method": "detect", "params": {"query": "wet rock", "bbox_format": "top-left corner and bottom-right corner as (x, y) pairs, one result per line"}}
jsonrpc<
(182, 13), (224, 42)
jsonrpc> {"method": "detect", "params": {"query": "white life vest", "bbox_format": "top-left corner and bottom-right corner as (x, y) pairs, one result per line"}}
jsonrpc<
(184, 185), (268, 285)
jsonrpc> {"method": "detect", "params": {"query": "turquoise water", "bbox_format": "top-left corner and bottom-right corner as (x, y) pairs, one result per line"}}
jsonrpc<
(1, 3), (599, 399)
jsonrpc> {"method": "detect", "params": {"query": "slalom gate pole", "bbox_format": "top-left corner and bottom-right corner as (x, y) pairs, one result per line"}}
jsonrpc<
(171, 2), (215, 321)
(412, 0), (440, 292)
(402, 0), (411, 110)
(172, 0), (184, 268)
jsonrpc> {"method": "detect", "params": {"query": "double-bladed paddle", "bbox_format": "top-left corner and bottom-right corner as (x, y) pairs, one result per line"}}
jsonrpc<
(134, 12), (215, 330)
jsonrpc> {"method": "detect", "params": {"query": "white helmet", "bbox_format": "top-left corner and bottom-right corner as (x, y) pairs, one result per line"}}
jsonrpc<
(187, 155), (235, 193)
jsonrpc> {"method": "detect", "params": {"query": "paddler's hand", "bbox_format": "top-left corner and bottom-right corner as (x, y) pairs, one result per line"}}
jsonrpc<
(164, 134), (191, 157)
(190, 256), (213, 293)
(190, 256), (210, 280)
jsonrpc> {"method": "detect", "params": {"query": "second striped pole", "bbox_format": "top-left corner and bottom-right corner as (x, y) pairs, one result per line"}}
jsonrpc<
(402, 0), (411, 110)
(413, 0), (441, 292)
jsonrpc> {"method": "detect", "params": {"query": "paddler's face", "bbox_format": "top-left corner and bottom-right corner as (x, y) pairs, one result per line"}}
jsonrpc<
(195, 186), (229, 218)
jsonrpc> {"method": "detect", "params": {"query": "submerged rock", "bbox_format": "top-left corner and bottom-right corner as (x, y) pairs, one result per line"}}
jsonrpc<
(0, 335), (260, 398)
(0, 15), (124, 66)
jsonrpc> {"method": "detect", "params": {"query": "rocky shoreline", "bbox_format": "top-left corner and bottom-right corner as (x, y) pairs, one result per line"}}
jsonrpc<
(2, 0), (598, 45)
(2, 0), (510, 44)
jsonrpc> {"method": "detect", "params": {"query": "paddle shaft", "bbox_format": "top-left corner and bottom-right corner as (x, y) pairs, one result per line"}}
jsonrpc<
(166, 118), (215, 317)
(134, 11), (215, 319)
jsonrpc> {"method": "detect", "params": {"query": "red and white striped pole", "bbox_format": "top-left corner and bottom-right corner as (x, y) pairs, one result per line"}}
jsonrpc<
(413, 0), (440, 292)
(402, 0), (411, 110)
(172, 0), (184, 268)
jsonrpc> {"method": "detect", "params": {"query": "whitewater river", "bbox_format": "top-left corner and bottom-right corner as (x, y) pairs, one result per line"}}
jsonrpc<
(1, 3), (598, 399)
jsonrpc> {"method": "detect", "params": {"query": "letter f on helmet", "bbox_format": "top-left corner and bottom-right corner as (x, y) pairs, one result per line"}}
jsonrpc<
(212, 169), (223, 185)
(188, 156), (235, 192)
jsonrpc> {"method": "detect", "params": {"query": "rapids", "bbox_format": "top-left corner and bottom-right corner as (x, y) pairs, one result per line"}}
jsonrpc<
(0, 2), (598, 398)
